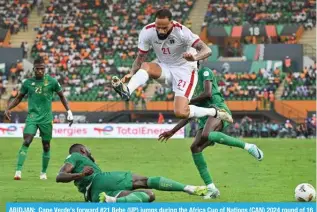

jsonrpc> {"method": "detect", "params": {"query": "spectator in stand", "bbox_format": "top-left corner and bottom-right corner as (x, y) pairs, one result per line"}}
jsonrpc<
(270, 121), (280, 137)
(157, 113), (164, 124)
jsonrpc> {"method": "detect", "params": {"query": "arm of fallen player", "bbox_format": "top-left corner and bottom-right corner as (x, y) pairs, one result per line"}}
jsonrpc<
(56, 163), (93, 183)
(189, 80), (212, 105)
(192, 40), (212, 61)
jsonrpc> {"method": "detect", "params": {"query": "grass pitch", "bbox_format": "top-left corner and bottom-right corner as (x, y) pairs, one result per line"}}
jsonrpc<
(0, 138), (315, 209)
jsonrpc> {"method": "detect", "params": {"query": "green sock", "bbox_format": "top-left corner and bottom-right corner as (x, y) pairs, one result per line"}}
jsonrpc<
(116, 192), (150, 203)
(147, 176), (185, 191)
(192, 152), (212, 185)
(208, 131), (245, 149)
(42, 151), (50, 173)
(16, 145), (29, 171)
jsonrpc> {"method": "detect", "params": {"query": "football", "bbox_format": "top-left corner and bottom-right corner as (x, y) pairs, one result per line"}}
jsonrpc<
(295, 183), (316, 202)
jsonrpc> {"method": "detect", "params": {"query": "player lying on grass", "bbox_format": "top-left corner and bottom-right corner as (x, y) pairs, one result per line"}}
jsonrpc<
(159, 65), (264, 199)
(56, 143), (208, 203)
(4, 58), (73, 180)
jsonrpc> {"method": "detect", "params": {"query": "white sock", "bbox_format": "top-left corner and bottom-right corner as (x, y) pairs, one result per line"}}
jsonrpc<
(207, 183), (216, 189)
(244, 143), (252, 150)
(184, 185), (195, 193)
(127, 69), (149, 95)
(189, 105), (217, 118)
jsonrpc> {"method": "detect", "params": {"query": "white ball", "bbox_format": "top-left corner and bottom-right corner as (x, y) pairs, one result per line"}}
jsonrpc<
(295, 183), (316, 202)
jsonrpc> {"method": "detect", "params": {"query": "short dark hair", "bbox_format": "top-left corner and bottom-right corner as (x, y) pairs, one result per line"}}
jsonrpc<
(69, 143), (84, 154)
(34, 57), (44, 66)
(155, 9), (172, 20)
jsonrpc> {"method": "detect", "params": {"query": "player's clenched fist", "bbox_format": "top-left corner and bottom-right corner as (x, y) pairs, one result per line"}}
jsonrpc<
(82, 166), (94, 176)
(183, 52), (197, 62)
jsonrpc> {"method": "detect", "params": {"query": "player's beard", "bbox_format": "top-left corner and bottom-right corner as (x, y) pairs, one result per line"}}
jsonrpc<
(156, 27), (173, 40)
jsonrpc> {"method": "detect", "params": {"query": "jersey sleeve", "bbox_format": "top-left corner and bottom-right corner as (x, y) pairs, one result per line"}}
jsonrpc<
(20, 80), (28, 95)
(54, 79), (63, 93)
(138, 27), (151, 53)
(201, 68), (214, 81)
(64, 153), (79, 167)
(182, 25), (200, 47)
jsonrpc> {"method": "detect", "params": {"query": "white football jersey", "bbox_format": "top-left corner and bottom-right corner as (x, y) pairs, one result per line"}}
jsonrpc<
(138, 21), (200, 67)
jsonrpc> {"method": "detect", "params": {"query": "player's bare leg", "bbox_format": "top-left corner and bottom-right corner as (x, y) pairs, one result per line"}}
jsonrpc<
(174, 96), (233, 122)
(14, 134), (34, 180)
(40, 141), (50, 180)
(99, 190), (155, 203)
(130, 174), (207, 196)
(112, 62), (162, 101)
(191, 118), (223, 199)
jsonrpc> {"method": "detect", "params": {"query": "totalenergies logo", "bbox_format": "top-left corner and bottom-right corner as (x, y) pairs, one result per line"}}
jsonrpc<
(94, 126), (114, 135)
(0, 125), (18, 135)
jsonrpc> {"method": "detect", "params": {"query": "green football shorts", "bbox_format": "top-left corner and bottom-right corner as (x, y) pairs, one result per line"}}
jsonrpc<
(90, 171), (133, 202)
(23, 122), (53, 141)
(197, 116), (230, 132)
(197, 104), (232, 132)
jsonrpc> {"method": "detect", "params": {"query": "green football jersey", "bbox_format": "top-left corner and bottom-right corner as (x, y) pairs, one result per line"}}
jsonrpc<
(64, 152), (102, 194)
(20, 74), (62, 123)
(193, 67), (230, 113)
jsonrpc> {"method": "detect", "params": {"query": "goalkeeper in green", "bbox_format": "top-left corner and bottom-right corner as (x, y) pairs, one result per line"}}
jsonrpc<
(56, 143), (208, 202)
(159, 65), (264, 199)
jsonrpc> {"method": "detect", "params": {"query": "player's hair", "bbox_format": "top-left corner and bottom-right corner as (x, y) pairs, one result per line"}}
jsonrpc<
(69, 143), (84, 154)
(34, 57), (44, 66)
(155, 9), (172, 20)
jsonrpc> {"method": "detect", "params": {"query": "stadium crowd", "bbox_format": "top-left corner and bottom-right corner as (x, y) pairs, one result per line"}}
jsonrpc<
(185, 115), (316, 139)
(2, 0), (313, 103)
(282, 65), (316, 100)
(204, 0), (316, 28)
(0, 70), (8, 98)
(0, 0), (34, 34)
(24, 0), (194, 101)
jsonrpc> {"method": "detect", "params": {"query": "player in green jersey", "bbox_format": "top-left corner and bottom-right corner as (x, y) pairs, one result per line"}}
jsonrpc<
(159, 65), (264, 199)
(56, 143), (208, 203)
(4, 58), (73, 180)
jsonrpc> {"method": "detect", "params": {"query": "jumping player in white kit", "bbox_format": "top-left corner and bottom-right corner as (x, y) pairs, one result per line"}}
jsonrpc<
(112, 9), (233, 123)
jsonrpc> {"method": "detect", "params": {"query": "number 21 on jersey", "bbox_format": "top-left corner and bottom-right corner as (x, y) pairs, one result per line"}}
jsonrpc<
(35, 86), (42, 94)
(162, 47), (171, 55)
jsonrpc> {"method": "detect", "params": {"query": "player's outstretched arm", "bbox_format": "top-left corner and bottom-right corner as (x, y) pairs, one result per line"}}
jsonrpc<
(192, 40), (212, 61)
(4, 93), (25, 120)
(158, 119), (192, 142)
(189, 80), (212, 105)
(56, 163), (93, 183)
(57, 91), (73, 126)
(122, 51), (148, 83)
